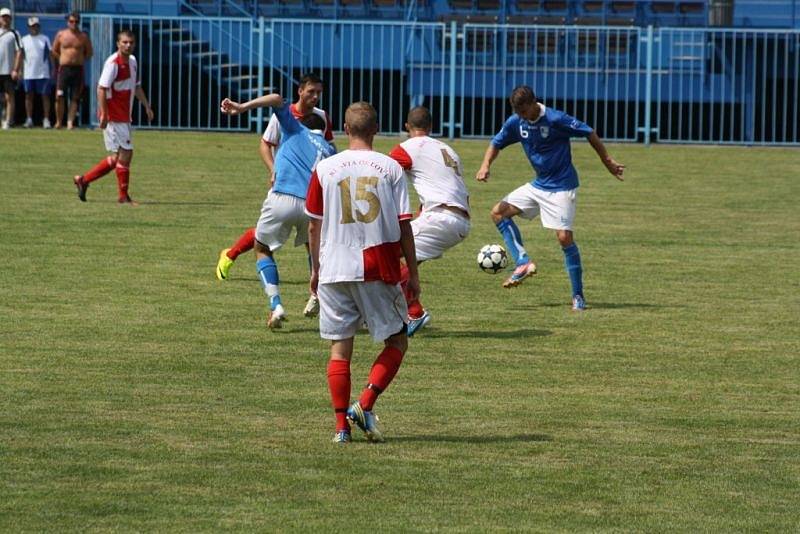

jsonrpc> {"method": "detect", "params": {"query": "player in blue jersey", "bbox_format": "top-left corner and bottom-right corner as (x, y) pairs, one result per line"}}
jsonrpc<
(476, 85), (624, 311)
(221, 93), (336, 328)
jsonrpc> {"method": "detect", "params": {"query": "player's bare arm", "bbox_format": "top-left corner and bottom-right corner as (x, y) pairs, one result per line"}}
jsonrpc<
(588, 132), (625, 181)
(258, 140), (276, 186)
(51, 32), (61, 60)
(83, 32), (93, 60)
(476, 144), (500, 182)
(399, 219), (420, 302)
(307, 218), (322, 295)
(97, 84), (109, 128)
(135, 85), (154, 122)
(220, 93), (283, 115)
(11, 48), (22, 81)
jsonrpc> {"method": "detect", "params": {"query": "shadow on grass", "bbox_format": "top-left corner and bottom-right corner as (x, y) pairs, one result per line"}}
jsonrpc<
(389, 433), (553, 444)
(419, 328), (552, 339)
(136, 201), (226, 206)
(519, 302), (676, 310)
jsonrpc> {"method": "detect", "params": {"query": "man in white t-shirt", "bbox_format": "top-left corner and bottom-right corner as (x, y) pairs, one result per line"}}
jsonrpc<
(388, 106), (471, 337)
(0, 8), (22, 129)
(305, 101), (420, 444)
(72, 30), (153, 205)
(20, 17), (53, 128)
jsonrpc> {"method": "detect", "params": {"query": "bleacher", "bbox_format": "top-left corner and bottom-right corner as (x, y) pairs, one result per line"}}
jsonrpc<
(7, 1), (800, 28)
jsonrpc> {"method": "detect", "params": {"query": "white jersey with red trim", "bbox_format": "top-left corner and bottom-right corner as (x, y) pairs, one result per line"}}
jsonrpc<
(305, 149), (411, 285)
(262, 103), (334, 145)
(389, 135), (470, 215)
(98, 52), (139, 123)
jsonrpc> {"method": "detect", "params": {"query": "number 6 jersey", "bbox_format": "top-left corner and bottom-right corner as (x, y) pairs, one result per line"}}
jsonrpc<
(305, 150), (412, 284)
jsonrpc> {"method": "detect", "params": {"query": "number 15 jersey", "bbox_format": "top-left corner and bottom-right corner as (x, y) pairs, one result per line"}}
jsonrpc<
(305, 149), (412, 285)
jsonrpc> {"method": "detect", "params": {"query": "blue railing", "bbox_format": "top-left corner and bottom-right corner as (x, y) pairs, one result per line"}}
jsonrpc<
(75, 14), (800, 145)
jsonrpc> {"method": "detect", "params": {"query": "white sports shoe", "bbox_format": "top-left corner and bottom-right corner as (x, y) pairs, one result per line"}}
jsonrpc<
(268, 304), (287, 330)
(43, 118), (52, 129)
(1, 120), (9, 130)
(24, 118), (33, 128)
(303, 294), (320, 318)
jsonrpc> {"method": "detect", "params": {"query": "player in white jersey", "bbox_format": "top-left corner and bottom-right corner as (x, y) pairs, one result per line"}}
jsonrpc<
(388, 106), (470, 337)
(306, 101), (420, 444)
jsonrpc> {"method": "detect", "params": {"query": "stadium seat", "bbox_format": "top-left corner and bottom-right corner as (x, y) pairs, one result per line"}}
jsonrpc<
(514, 0), (540, 11)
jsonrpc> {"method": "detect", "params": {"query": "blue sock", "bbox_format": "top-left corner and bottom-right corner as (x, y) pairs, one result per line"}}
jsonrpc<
(496, 218), (529, 266)
(563, 243), (583, 297)
(256, 256), (282, 310)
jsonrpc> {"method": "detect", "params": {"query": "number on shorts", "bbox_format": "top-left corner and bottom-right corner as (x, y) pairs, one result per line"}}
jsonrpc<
(338, 176), (381, 224)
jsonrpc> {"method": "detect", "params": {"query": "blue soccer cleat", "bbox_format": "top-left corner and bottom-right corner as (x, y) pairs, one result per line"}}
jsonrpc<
(572, 294), (586, 311)
(407, 310), (431, 338)
(332, 430), (351, 444)
(502, 260), (537, 288)
(346, 401), (384, 442)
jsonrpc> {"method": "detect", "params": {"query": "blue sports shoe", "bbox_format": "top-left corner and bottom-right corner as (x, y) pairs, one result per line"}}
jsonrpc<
(332, 430), (351, 444)
(572, 294), (586, 311)
(502, 260), (537, 288)
(407, 310), (431, 338)
(346, 401), (384, 442)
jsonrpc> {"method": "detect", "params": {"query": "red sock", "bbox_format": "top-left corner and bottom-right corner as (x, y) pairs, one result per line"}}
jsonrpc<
(327, 359), (351, 432)
(359, 346), (404, 411)
(115, 162), (130, 200)
(83, 156), (116, 184)
(399, 263), (424, 319)
(228, 227), (256, 260)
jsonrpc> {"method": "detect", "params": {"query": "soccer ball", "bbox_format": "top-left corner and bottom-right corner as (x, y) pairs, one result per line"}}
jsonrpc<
(477, 244), (508, 274)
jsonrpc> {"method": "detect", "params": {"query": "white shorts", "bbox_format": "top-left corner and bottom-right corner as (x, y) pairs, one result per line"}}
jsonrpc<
(503, 183), (577, 230)
(318, 281), (408, 343)
(103, 121), (133, 152)
(412, 207), (471, 262)
(255, 190), (308, 252)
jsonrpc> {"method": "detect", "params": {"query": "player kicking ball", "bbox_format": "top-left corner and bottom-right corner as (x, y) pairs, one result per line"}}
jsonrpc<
(476, 85), (624, 311)
(388, 106), (470, 336)
(72, 30), (153, 205)
(220, 93), (335, 329)
(306, 101), (420, 444)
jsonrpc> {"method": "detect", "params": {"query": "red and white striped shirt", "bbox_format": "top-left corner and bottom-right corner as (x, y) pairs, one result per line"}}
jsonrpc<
(305, 150), (411, 284)
(98, 52), (139, 123)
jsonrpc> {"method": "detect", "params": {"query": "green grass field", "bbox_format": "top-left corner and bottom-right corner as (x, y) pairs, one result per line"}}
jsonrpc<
(1, 129), (799, 531)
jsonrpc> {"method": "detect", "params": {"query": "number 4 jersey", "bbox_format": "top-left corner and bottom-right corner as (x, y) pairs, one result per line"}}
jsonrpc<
(305, 150), (412, 284)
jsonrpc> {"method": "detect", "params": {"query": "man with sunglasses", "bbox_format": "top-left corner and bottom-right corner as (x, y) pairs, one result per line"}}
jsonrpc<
(52, 11), (92, 129)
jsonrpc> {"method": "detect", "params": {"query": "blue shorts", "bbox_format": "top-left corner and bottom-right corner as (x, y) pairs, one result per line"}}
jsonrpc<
(22, 79), (51, 95)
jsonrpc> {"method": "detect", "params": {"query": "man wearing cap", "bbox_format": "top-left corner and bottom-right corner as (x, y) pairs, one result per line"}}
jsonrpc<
(21, 16), (53, 128)
(52, 11), (92, 129)
(0, 7), (23, 129)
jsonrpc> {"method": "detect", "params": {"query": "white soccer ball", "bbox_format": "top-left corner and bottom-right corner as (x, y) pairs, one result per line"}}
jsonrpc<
(477, 244), (508, 274)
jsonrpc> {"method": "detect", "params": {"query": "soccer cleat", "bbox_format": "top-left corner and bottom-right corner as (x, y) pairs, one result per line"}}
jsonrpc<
(332, 430), (351, 444)
(118, 196), (139, 206)
(346, 401), (384, 442)
(302, 293), (320, 317)
(572, 294), (586, 311)
(73, 175), (88, 202)
(407, 310), (431, 338)
(216, 248), (234, 281)
(502, 260), (538, 288)
(267, 304), (287, 330)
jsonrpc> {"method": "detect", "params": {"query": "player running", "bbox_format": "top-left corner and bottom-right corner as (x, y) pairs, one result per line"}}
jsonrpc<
(220, 92), (335, 329)
(215, 74), (333, 308)
(306, 101), (419, 444)
(476, 85), (624, 310)
(72, 30), (153, 205)
(388, 106), (470, 336)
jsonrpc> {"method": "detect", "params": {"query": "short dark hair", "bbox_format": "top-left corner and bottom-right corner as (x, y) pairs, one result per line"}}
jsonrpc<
(406, 106), (432, 131)
(509, 85), (537, 112)
(345, 101), (378, 139)
(67, 11), (80, 21)
(298, 73), (323, 88)
(117, 29), (135, 41)
(301, 113), (326, 131)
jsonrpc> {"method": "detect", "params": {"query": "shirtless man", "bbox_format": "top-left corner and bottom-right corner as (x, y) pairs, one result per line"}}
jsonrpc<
(52, 11), (92, 129)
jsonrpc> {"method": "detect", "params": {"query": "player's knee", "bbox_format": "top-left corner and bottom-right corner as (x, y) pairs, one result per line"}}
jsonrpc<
(556, 230), (573, 247)
(489, 203), (505, 223)
(385, 332), (408, 354)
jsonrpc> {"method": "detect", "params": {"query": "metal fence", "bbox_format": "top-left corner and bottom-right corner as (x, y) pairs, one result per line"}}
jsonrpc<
(82, 15), (800, 145)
